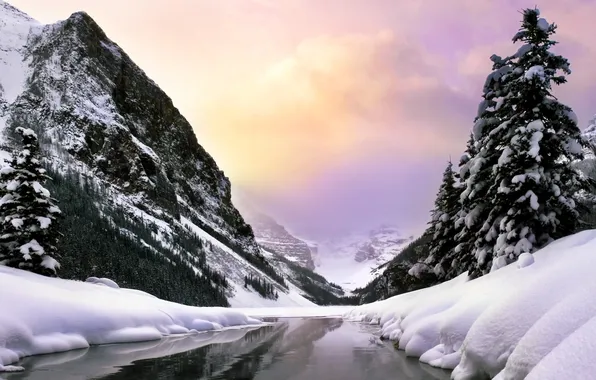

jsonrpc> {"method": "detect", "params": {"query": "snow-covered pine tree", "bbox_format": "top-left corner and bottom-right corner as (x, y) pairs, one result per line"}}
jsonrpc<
(479, 9), (586, 273)
(432, 134), (477, 280)
(452, 55), (514, 278)
(423, 160), (460, 278)
(0, 127), (62, 276)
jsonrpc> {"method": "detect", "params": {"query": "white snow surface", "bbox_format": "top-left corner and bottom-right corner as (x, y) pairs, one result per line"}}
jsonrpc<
(0, 265), (353, 372)
(345, 229), (596, 379)
(85, 276), (120, 289)
(179, 216), (316, 308)
(0, 265), (263, 372)
(0, 1), (38, 104)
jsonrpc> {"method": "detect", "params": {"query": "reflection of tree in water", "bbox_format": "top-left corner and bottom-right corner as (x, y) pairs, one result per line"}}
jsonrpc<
(209, 318), (343, 379)
(94, 318), (343, 380)
(91, 324), (287, 380)
(245, 318), (344, 380)
(7, 319), (448, 380)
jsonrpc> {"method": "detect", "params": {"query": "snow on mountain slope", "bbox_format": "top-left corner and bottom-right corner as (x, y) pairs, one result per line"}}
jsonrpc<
(0, 1), (313, 306)
(584, 116), (596, 149)
(180, 216), (315, 308)
(232, 198), (351, 304)
(313, 225), (414, 291)
(0, 1), (37, 106)
(238, 207), (315, 270)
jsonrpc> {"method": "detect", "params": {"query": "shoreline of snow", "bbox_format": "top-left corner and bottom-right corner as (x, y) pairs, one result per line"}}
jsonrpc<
(0, 266), (263, 372)
(7, 326), (267, 379)
(237, 305), (353, 319)
(345, 229), (596, 379)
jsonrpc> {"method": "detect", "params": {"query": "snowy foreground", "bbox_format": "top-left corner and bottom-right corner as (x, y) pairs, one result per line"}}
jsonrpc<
(346, 229), (596, 379)
(0, 266), (265, 372)
(4, 230), (596, 378)
(0, 265), (351, 373)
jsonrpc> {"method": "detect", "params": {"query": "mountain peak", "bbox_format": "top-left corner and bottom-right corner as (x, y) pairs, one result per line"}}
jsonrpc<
(0, 1), (319, 307)
(0, 1), (38, 105)
(0, 1), (35, 22)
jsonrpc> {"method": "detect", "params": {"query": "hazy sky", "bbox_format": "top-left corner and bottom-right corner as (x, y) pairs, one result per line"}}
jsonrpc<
(10, 0), (596, 238)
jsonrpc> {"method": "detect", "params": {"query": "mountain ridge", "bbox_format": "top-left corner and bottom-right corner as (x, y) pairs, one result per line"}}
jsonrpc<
(0, 1), (317, 307)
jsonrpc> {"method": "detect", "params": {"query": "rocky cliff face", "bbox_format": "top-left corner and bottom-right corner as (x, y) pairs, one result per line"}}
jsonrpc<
(8, 10), (256, 252)
(239, 209), (315, 270)
(0, 1), (316, 307)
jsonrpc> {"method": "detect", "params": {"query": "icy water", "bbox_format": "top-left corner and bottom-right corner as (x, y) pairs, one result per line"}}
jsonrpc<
(4, 318), (451, 380)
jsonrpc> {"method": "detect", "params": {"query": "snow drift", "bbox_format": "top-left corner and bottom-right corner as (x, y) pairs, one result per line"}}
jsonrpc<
(346, 229), (596, 379)
(0, 266), (262, 372)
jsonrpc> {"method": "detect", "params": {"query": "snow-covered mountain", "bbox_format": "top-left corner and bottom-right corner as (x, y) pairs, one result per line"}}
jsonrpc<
(236, 195), (415, 292)
(234, 201), (315, 270)
(584, 116), (596, 148)
(231, 199), (351, 304)
(311, 225), (414, 291)
(574, 118), (596, 182)
(0, 0), (316, 307)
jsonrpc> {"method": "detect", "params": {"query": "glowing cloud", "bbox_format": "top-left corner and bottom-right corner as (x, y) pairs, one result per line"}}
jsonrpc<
(9, 0), (596, 235)
(200, 30), (473, 191)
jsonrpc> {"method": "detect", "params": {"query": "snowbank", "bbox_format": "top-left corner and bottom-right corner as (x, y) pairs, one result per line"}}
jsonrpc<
(345, 229), (596, 379)
(0, 266), (262, 372)
(10, 327), (264, 379)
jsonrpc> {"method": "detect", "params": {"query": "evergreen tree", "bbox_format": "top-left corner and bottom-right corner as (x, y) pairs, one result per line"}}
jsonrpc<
(424, 160), (460, 277)
(0, 127), (62, 276)
(452, 54), (514, 278)
(479, 8), (586, 273)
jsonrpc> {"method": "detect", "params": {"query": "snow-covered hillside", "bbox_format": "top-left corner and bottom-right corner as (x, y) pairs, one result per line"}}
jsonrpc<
(8, 229), (596, 379)
(0, 0), (315, 307)
(346, 229), (596, 379)
(312, 225), (414, 290)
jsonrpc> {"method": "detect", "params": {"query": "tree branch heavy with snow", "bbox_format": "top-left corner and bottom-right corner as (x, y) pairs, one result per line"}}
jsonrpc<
(0, 127), (62, 276)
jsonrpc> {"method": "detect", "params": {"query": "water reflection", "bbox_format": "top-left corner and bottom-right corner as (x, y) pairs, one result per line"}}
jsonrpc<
(4, 318), (450, 380)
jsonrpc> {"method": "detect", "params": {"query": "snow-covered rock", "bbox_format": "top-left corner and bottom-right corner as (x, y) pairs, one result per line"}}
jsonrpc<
(236, 205), (315, 270)
(345, 229), (596, 379)
(85, 276), (120, 289)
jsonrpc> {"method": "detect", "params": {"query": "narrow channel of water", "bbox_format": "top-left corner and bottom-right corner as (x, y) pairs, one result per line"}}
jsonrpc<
(4, 318), (451, 380)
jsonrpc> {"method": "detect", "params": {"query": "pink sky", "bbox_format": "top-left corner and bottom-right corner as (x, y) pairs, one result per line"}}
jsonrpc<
(11, 0), (596, 238)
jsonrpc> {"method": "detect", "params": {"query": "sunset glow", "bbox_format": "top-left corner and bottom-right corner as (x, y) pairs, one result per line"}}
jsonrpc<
(11, 0), (596, 236)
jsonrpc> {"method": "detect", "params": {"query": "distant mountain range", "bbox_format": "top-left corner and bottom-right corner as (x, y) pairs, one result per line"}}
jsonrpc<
(307, 225), (414, 291)
(238, 205), (315, 270)
(235, 196), (415, 291)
